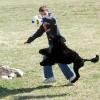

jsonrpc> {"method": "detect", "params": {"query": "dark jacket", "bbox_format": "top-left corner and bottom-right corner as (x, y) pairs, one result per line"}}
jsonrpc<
(26, 13), (66, 45)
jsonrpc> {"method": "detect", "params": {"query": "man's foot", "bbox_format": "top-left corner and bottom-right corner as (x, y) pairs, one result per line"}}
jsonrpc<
(66, 81), (74, 86)
(67, 75), (76, 86)
(43, 77), (56, 84)
(69, 75), (76, 82)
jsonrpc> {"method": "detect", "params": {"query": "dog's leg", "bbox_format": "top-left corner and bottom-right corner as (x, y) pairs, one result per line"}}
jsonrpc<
(39, 48), (49, 56)
(71, 63), (82, 83)
(40, 58), (55, 66)
(71, 70), (80, 83)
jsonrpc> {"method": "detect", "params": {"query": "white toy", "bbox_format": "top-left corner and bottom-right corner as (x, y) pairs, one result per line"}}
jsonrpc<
(32, 15), (43, 27)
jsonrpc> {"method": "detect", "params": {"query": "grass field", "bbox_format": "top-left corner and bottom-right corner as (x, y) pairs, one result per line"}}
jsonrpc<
(0, 0), (100, 100)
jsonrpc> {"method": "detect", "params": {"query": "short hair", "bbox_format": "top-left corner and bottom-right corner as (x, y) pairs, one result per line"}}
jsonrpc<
(39, 5), (48, 12)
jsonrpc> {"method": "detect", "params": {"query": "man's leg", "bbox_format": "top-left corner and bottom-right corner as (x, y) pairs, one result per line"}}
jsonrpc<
(43, 55), (56, 83)
(43, 66), (56, 83)
(58, 63), (76, 84)
(43, 65), (54, 78)
(43, 55), (54, 78)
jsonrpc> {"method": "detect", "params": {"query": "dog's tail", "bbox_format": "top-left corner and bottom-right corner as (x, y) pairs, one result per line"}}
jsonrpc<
(83, 55), (99, 63)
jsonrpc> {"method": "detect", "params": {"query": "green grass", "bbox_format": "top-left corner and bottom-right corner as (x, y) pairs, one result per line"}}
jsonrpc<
(0, 0), (100, 100)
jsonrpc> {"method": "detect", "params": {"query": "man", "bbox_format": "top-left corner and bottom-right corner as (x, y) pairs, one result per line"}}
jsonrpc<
(24, 6), (76, 85)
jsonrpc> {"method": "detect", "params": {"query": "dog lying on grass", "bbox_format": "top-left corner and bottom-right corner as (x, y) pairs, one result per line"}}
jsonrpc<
(0, 65), (24, 79)
(39, 35), (99, 83)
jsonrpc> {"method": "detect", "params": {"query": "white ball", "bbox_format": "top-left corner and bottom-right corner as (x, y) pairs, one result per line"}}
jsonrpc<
(32, 15), (42, 27)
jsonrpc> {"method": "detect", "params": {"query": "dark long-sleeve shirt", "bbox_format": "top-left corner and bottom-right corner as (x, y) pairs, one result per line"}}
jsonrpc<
(26, 13), (65, 45)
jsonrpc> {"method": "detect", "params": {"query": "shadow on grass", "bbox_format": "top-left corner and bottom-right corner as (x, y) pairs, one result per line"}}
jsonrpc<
(0, 84), (69, 99)
(14, 93), (67, 100)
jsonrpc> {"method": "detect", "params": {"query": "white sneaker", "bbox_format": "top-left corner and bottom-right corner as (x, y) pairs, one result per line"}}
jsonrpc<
(43, 77), (56, 84)
(66, 81), (74, 86)
(67, 75), (76, 86)
(69, 75), (76, 82)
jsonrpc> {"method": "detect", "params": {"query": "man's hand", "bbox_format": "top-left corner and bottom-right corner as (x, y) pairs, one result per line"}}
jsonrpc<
(24, 37), (34, 44)
(24, 41), (28, 44)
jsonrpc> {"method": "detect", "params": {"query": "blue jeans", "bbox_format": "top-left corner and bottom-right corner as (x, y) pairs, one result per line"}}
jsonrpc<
(43, 63), (75, 79)
(43, 44), (75, 80)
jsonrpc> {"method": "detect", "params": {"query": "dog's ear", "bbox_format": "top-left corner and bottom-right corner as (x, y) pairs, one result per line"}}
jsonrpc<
(49, 35), (55, 41)
(49, 35), (66, 44)
(58, 36), (66, 42)
(49, 35), (55, 39)
(61, 36), (66, 42)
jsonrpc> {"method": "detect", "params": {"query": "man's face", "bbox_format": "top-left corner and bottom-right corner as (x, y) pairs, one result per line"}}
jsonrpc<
(39, 11), (48, 17)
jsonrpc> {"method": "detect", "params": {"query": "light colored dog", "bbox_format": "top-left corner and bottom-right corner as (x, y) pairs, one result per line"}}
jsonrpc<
(0, 65), (24, 79)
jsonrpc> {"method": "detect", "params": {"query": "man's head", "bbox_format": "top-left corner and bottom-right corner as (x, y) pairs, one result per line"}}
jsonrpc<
(39, 6), (49, 17)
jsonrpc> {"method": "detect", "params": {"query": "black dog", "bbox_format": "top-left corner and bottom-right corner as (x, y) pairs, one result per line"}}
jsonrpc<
(39, 35), (99, 83)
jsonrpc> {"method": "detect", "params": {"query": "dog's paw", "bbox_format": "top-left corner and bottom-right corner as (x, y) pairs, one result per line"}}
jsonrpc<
(40, 60), (55, 66)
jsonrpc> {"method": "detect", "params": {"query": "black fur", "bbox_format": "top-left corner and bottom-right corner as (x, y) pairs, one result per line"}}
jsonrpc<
(39, 35), (99, 83)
